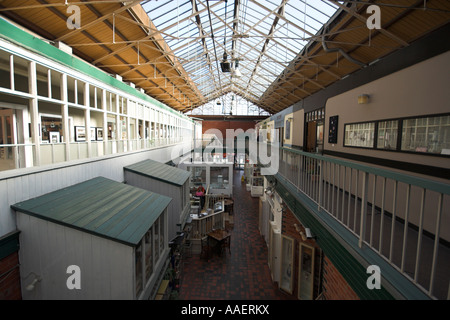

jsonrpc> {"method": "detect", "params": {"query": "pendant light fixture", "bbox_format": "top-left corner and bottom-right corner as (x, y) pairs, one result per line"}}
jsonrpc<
(220, 0), (231, 73)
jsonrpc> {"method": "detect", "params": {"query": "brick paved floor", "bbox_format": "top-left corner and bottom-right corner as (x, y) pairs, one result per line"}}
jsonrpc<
(178, 169), (293, 300)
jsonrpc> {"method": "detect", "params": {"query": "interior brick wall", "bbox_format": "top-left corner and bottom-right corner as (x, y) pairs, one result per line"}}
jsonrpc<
(0, 252), (22, 300)
(281, 206), (360, 300)
(322, 256), (360, 300)
(202, 120), (257, 137)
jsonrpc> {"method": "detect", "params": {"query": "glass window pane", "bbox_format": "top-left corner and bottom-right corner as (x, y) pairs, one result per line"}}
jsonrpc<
(135, 242), (143, 297)
(189, 166), (207, 188)
(210, 166), (229, 190)
(377, 120), (398, 150)
(285, 120), (291, 140)
(154, 218), (160, 262)
(344, 122), (375, 148)
(402, 115), (450, 154)
(159, 215), (165, 254)
(145, 228), (153, 282)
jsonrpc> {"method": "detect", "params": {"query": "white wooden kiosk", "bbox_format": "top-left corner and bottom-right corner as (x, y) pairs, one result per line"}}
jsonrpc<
(179, 162), (234, 197)
(124, 159), (191, 242)
(11, 177), (171, 300)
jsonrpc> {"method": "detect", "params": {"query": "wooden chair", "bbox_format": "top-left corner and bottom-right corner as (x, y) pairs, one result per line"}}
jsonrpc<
(221, 235), (231, 255)
(200, 236), (211, 260)
(225, 198), (234, 215)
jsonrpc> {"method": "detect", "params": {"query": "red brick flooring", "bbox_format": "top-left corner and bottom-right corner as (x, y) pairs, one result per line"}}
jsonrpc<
(179, 169), (293, 300)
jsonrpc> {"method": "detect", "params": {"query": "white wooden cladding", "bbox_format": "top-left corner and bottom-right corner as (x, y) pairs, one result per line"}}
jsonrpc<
(0, 144), (188, 238)
(17, 213), (134, 300)
(124, 170), (190, 242)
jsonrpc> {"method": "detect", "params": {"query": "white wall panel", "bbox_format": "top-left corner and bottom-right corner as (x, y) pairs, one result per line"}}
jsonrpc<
(17, 213), (134, 300)
(1, 143), (190, 238)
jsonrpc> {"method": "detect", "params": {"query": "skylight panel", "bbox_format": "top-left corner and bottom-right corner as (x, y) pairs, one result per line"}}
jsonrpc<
(144, 0), (341, 113)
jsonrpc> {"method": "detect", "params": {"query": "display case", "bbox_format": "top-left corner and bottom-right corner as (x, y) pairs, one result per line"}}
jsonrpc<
(244, 162), (253, 182)
(298, 243), (315, 300)
(180, 162), (233, 196)
(188, 165), (207, 189)
(209, 165), (232, 195)
(268, 221), (281, 284)
(280, 235), (294, 294)
(251, 166), (264, 197)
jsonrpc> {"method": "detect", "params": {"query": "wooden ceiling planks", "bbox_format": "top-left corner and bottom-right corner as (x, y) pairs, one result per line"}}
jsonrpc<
(259, 0), (450, 112)
(0, 0), (202, 111)
(1, 0), (449, 114)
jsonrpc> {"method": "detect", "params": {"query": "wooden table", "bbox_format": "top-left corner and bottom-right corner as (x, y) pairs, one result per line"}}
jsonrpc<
(207, 229), (231, 256)
(207, 229), (230, 242)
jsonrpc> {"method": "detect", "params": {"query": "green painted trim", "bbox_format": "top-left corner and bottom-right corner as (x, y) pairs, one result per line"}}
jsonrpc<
(0, 17), (192, 122)
(281, 147), (450, 195)
(274, 173), (431, 300)
(0, 230), (20, 260)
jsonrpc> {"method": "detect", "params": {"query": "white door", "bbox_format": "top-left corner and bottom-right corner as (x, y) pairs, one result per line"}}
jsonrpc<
(0, 109), (18, 171)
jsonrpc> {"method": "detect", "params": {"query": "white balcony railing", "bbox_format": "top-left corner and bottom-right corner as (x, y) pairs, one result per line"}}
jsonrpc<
(276, 147), (450, 300)
(0, 137), (187, 171)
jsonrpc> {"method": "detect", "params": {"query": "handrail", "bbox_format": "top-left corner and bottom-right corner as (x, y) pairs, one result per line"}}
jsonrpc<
(280, 146), (450, 195)
(0, 137), (187, 172)
(276, 145), (449, 300)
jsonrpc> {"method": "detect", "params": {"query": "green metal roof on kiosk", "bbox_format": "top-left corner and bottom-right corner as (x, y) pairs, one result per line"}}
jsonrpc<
(11, 177), (172, 247)
(124, 159), (191, 187)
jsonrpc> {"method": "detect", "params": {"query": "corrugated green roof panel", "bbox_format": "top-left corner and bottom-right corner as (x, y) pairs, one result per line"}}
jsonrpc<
(11, 177), (172, 247)
(124, 159), (191, 187)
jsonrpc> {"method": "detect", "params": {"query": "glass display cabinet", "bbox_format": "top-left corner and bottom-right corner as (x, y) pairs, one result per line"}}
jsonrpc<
(251, 165), (264, 197)
(298, 243), (315, 300)
(181, 162), (233, 196)
(280, 235), (294, 294)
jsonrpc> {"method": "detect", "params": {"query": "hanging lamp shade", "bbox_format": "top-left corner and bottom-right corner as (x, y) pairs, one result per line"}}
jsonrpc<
(221, 53), (231, 73)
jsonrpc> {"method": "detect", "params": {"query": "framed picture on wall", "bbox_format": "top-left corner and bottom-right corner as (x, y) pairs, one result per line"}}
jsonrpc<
(75, 126), (86, 142)
(285, 119), (291, 140)
(49, 132), (60, 144)
(96, 128), (104, 141)
(90, 127), (96, 141)
(328, 115), (338, 144)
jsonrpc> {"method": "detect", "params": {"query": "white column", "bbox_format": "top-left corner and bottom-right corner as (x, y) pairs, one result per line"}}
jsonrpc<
(84, 82), (91, 157)
(61, 73), (70, 161)
(28, 61), (40, 166)
(115, 94), (120, 153)
(102, 89), (108, 154)
(10, 55), (15, 91)
(126, 115), (130, 151)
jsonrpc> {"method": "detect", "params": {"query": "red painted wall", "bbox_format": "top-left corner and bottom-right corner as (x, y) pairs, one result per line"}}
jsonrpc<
(202, 120), (257, 138)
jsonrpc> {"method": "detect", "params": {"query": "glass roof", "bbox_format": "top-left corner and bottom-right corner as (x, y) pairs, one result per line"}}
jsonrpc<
(142, 0), (340, 114)
(186, 92), (271, 116)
